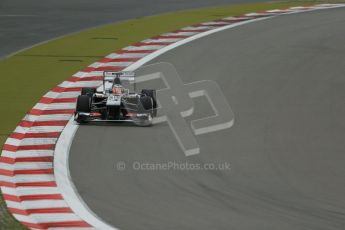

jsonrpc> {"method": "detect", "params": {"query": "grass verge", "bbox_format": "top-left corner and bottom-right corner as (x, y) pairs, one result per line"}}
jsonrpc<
(0, 1), (342, 229)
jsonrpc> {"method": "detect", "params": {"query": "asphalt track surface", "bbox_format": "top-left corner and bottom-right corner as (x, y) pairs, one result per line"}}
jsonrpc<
(0, 0), (268, 58)
(70, 8), (345, 230)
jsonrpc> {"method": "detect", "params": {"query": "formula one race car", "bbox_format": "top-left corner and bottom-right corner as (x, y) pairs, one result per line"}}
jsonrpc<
(74, 71), (157, 126)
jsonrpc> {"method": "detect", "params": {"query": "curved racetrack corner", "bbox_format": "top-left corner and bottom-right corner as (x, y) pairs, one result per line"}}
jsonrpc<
(70, 8), (345, 230)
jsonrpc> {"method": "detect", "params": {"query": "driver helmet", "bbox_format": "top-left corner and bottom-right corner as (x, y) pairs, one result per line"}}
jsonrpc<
(112, 85), (124, 95)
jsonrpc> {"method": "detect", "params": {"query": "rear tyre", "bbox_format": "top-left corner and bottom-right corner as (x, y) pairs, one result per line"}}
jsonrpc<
(81, 87), (96, 97)
(141, 89), (157, 116)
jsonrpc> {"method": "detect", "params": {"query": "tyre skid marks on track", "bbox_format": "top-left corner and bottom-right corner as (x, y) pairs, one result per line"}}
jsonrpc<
(0, 3), (344, 229)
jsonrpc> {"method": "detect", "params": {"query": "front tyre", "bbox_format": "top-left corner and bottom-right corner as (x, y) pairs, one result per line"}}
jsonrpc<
(134, 95), (153, 126)
(141, 89), (157, 117)
(75, 95), (91, 123)
(138, 95), (153, 114)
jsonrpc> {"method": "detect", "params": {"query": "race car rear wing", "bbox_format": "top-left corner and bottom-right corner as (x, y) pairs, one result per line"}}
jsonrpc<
(103, 71), (135, 82)
(103, 71), (136, 93)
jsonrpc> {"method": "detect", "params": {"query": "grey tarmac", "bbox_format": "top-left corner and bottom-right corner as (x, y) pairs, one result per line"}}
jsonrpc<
(70, 8), (345, 230)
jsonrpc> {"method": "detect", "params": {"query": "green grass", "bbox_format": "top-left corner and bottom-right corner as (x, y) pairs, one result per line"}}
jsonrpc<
(0, 1), (340, 229)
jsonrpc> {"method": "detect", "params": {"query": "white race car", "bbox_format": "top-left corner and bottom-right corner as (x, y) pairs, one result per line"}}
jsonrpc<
(74, 71), (157, 126)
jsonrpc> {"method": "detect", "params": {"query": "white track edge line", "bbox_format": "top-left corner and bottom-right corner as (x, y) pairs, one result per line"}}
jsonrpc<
(54, 118), (117, 230)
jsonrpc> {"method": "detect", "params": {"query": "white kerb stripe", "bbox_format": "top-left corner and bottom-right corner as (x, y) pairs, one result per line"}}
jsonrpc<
(13, 213), (83, 224)
(0, 175), (55, 183)
(43, 91), (80, 99)
(72, 71), (103, 78)
(142, 38), (181, 43)
(161, 31), (199, 36)
(6, 200), (68, 210)
(223, 16), (251, 20)
(5, 137), (57, 146)
(201, 21), (230, 25)
(2, 186), (60, 196)
(23, 114), (71, 122)
(1, 150), (54, 158)
(33, 103), (76, 110)
(0, 162), (52, 171)
(317, 3), (345, 7)
(182, 26), (214, 30)
(123, 45), (165, 51)
(14, 126), (65, 134)
(106, 52), (148, 59)
(58, 81), (101, 88)
(88, 62), (133, 68)
(266, 9), (292, 13)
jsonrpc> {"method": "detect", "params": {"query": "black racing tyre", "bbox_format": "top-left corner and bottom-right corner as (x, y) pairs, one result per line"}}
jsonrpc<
(141, 89), (157, 116)
(81, 87), (96, 97)
(76, 95), (91, 113)
(138, 95), (153, 114)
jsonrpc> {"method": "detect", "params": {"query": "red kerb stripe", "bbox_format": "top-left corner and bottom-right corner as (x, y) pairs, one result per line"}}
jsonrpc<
(0, 168), (53, 176)
(154, 35), (187, 39)
(9, 207), (73, 215)
(0, 156), (53, 164)
(133, 42), (170, 46)
(39, 97), (77, 104)
(99, 57), (140, 63)
(20, 220), (91, 229)
(67, 76), (103, 82)
(91, 66), (124, 72)
(10, 132), (61, 139)
(29, 109), (75, 115)
(51, 86), (82, 92)
(117, 49), (154, 54)
(0, 181), (57, 187)
(19, 120), (68, 127)
(3, 193), (63, 202)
